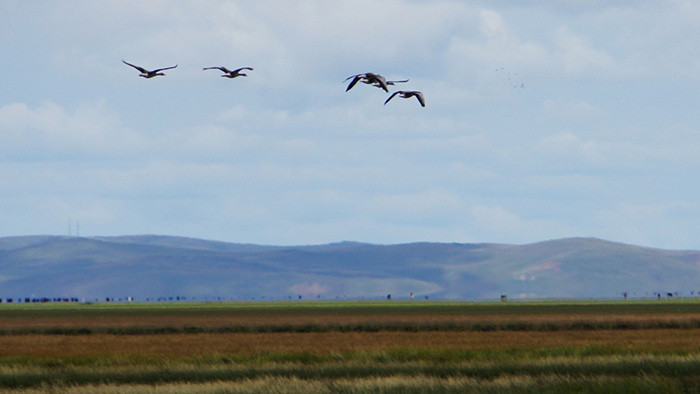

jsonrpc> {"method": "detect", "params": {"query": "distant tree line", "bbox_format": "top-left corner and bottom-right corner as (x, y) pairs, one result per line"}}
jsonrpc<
(0, 297), (80, 304)
(0, 291), (697, 304)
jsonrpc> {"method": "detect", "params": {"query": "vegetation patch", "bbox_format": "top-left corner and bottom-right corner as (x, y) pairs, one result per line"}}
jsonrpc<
(0, 318), (699, 336)
(0, 300), (697, 392)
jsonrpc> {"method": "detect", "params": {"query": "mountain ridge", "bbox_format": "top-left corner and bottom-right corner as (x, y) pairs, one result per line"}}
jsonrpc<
(0, 235), (697, 301)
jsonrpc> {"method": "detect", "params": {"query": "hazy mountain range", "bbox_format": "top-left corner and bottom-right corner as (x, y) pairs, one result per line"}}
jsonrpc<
(0, 235), (697, 301)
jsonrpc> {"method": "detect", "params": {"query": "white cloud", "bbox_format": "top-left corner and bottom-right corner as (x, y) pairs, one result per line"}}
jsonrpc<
(595, 201), (700, 249)
(543, 99), (605, 121)
(479, 9), (508, 38)
(535, 132), (600, 162)
(368, 191), (467, 226)
(0, 101), (144, 160)
(1, 1), (699, 249)
(469, 204), (575, 244)
(445, 10), (549, 71)
(553, 28), (617, 77)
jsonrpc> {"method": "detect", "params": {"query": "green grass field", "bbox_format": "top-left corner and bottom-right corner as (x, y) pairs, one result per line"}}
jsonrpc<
(0, 299), (698, 392)
(2, 298), (698, 316)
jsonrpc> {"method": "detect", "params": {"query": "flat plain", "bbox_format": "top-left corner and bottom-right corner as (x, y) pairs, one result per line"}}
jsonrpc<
(0, 299), (698, 392)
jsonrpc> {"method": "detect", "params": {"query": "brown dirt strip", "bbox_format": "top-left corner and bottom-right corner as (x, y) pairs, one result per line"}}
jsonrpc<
(0, 313), (698, 330)
(0, 329), (697, 358)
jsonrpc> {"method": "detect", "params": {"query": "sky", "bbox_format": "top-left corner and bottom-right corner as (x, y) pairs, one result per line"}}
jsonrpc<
(1, 1), (699, 249)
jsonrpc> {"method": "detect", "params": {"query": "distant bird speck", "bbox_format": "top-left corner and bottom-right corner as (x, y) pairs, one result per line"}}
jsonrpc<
(384, 91), (425, 107)
(203, 66), (253, 78)
(122, 60), (177, 78)
(496, 66), (525, 89)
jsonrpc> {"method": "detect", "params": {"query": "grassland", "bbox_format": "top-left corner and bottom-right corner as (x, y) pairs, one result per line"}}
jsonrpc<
(0, 299), (698, 392)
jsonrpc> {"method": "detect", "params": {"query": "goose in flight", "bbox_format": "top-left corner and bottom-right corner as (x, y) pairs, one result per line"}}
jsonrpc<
(384, 91), (425, 107)
(122, 60), (177, 78)
(203, 66), (253, 78)
(345, 73), (389, 92)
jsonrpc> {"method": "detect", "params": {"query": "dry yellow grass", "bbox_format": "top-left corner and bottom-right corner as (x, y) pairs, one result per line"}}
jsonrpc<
(2, 304), (697, 392)
(7, 374), (689, 394)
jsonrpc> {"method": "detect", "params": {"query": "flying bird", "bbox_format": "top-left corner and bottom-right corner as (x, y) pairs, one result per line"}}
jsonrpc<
(122, 60), (177, 78)
(384, 91), (425, 107)
(203, 66), (253, 78)
(345, 73), (389, 92)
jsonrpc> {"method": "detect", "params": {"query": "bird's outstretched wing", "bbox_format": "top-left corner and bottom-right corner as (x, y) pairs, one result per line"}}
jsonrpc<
(234, 67), (254, 72)
(345, 75), (363, 91)
(153, 65), (177, 73)
(384, 91), (400, 105)
(414, 92), (425, 107)
(122, 60), (147, 73)
(203, 66), (230, 73)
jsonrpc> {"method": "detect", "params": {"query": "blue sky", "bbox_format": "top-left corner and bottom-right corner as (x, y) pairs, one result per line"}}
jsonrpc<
(1, 1), (699, 249)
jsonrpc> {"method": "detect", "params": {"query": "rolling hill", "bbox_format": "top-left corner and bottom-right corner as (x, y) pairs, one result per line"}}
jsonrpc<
(0, 235), (697, 301)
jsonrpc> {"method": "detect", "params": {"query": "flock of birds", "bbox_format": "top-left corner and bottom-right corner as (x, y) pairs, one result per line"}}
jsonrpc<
(122, 60), (425, 107)
(344, 72), (425, 107)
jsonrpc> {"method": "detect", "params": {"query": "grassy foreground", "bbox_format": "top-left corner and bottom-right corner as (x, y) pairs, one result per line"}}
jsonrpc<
(0, 299), (698, 392)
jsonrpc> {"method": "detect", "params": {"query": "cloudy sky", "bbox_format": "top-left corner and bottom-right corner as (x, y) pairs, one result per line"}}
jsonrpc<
(1, 1), (698, 249)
